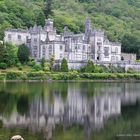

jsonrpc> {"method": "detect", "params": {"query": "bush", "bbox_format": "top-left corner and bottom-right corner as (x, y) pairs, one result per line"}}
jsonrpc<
(20, 73), (27, 80)
(79, 73), (117, 80)
(16, 62), (22, 67)
(0, 63), (7, 69)
(127, 68), (135, 73)
(6, 72), (23, 80)
(33, 64), (42, 71)
(0, 73), (6, 80)
(18, 66), (22, 71)
(60, 58), (69, 72)
(27, 61), (36, 67)
(27, 72), (46, 80)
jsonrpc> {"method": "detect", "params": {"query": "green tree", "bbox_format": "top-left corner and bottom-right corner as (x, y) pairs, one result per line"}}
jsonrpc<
(17, 44), (30, 64)
(36, 11), (45, 27)
(0, 42), (8, 63)
(49, 55), (55, 71)
(5, 43), (18, 66)
(41, 57), (46, 70)
(122, 32), (140, 59)
(44, 0), (53, 19)
(85, 60), (95, 73)
(61, 58), (68, 72)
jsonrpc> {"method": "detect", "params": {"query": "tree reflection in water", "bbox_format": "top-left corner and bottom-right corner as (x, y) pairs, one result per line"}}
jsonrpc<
(0, 82), (140, 140)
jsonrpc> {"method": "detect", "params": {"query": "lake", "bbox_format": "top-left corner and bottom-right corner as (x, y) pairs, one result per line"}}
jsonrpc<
(0, 82), (140, 140)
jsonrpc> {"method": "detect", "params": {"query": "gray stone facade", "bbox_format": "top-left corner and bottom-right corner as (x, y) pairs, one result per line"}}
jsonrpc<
(5, 18), (123, 69)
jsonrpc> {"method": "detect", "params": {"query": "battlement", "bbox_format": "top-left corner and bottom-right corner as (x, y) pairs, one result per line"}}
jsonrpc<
(5, 28), (29, 33)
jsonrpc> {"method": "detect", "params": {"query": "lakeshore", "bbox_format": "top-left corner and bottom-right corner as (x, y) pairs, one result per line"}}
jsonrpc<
(1, 72), (140, 82)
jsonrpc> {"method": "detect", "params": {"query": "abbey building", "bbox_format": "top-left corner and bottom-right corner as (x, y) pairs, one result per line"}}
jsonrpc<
(4, 18), (121, 68)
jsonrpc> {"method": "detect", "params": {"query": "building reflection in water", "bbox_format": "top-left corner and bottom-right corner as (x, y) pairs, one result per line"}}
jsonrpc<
(1, 83), (140, 139)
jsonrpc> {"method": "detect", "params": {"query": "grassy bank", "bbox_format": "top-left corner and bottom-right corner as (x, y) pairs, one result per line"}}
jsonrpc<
(1, 71), (140, 81)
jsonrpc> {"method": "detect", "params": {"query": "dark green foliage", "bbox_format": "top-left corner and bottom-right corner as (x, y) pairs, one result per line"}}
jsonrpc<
(0, 43), (8, 63)
(0, 63), (7, 69)
(1, 71), (140, 81)
(36, 11), (45, 27)
(61, 58), (68, 72)
(17, 44), (30, 64)
(49, 55), (55, 71)
(0, 0), (139, 54)
(44, 0), (53, 18)
(0, 43), (18, 67)
(122, 32), (140, 59)
(17, 95), (29, 116)
(33, 64), (42, 71)
(0, 120), (3, 128)
(5, 43), (18, 66)
(6, 72), (22, 80)
(27, 59), (36, 67)
(41, 57), (46, 70)
(85, 60), (95, 72)
(80, 60), (95, 73)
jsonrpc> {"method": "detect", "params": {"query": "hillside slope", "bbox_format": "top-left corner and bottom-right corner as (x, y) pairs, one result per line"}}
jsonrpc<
(0, 0), (140, 57)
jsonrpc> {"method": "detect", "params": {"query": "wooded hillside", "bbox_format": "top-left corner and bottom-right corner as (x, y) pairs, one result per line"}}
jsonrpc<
(0, 0), (140, 57)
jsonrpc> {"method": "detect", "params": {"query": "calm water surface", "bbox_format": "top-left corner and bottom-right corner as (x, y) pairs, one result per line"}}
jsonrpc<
(0, 82), (140, 140)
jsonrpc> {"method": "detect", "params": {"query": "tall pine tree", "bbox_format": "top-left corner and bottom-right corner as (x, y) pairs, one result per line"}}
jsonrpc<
(44, 0), (53, 19)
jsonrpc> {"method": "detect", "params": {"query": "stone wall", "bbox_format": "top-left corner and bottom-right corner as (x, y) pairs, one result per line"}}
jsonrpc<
(121, 53), (136, 61)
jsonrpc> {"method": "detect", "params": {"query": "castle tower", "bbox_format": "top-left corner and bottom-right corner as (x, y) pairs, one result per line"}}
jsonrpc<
(44, 19), (54, 32)
(85, 17), (92, 42)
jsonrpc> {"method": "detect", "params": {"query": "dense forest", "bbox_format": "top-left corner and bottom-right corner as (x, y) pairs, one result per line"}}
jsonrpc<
(0, 0), (140, 57)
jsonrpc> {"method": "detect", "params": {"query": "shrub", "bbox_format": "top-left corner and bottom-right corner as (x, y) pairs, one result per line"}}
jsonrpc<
(20, 73), (27, 80)
(18, 66), (22, 71)
(60, 58), (69, 72)
(127, 68), (135, 73)
(85, 60), (95, 73)
(6, 72), (23, 80)
(16, 62), (22, 67)
(0, 73), (6, 80)
(0, 63), (7, 69)
(33, 64), (42, 71)
(27, 72), (45, 80)
(27, 61), (36, 67)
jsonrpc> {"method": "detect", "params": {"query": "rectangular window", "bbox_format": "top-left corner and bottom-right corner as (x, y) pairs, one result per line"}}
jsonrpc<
(33, 51), (37, 58)
(97, 42), (102, 46)
(42, 46), (45, 56)
(18, 35), (21, 40)
(34, 38), (37, 42)
(60, 54), (63, 59)
(111, 56), (115, 61)
(104, 47), (109, 57)
(60, 45), (63, 51)
(78, 44), (81, 50)
(83, 45), (85, 51)
(33, 46), (37, 50)
(8, 34), (11, 40)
